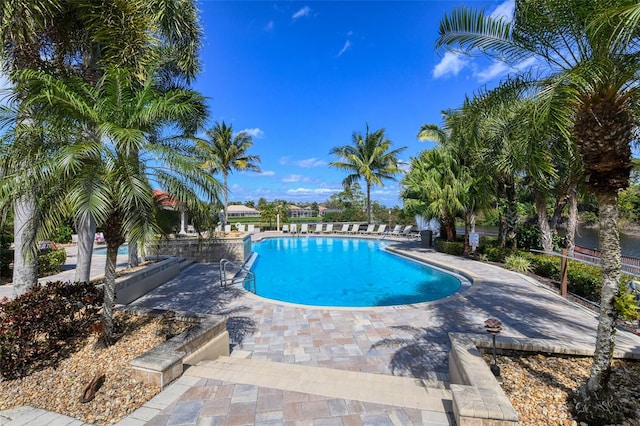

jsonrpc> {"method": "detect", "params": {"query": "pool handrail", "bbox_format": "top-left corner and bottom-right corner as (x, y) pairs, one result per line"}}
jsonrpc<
(220, 258), (256, 293)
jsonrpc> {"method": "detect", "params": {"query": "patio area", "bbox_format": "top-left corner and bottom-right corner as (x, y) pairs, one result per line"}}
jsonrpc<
(115, 236), (640, 425)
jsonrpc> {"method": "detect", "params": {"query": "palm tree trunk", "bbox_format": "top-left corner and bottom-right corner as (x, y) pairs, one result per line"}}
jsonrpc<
(101, 213), (126, 343)
(463, 212), (470, 255)
(223, 173), (228, 224)
(566, 184), (578, 256)
(550, 194), (568, 230)
(12, 196), (38, 296)
(581, 191), (620, 398)
(505, 181), (518, 249)
(74, 213), (96, 283)
(366, 182), (372, 224)
(101, 243), (118, 344)
(128, 241), (139, 267)
(535, 190), (553, 252)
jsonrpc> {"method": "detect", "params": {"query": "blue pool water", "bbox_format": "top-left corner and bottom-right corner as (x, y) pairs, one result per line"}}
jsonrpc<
(250, 237), (461, 307)
(93, 245), (128, 255)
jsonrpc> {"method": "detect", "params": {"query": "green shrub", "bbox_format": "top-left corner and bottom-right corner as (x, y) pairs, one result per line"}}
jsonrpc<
(52, 225), (74, 244)
(38, 248), (67, 276)
(521, 252), (561, 279)
(0, 281), (103, 379)
(516, 224), (541, 251)
(434, 238), (464, 256)
(479, 246), (515, 263)
(581, 211), (599, 226)
(567, 261), (601, 301)
(504, 255), (533, 273)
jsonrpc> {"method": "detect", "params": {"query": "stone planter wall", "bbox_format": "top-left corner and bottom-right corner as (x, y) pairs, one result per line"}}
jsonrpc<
(113, 257), (180, 305)
(146, 234), (251, 264)
(130, 315), (229, 389)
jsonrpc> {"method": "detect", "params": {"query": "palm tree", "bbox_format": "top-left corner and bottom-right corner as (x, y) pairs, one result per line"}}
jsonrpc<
(401, 147), (469, 241)
(18, 66), (220, 342)
(195, 121), (262, 223)
(437, 0), (640, 419)
(329, 124), (406, 223)
(0, 0), (204, 291)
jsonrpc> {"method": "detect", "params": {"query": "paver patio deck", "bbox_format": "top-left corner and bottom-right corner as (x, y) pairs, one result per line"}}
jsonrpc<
(2, 234), (640, 425)
(118, 235), (640, 425)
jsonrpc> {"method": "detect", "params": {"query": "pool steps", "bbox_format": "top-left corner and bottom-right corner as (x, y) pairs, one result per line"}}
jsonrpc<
(185, 356), (454, 423)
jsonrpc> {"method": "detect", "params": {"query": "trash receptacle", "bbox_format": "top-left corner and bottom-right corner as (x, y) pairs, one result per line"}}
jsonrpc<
(420, 230), (433, 248)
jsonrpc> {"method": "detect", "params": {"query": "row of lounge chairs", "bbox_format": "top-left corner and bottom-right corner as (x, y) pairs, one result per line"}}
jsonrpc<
(281, 223), (416, 238)
(222, 224), (256, 234)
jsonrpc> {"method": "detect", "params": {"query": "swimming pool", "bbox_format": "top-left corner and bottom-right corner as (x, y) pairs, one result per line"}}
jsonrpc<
(250, 237), (462, 307)
(93, 245), (128, 255)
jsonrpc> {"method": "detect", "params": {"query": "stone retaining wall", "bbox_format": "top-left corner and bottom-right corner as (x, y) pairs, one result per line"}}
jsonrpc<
(146, 234), (251, 264)
(113, 257), (180, 305)
(449, 332), (519, 426)
(130, 315), (229, 389)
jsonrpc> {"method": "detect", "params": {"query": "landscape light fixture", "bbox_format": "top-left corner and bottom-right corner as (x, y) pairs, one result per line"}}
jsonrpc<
(484, 318), (502, 377)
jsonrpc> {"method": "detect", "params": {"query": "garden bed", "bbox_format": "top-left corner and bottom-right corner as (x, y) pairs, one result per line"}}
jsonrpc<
(0, 312), (190, 425)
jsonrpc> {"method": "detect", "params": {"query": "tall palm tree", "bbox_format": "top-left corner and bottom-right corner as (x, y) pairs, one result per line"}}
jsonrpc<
(329, 124), (406, 223)
(437, 0), (640, 420)
(195, 121), (262, 223)
(17, 66), (220, 341)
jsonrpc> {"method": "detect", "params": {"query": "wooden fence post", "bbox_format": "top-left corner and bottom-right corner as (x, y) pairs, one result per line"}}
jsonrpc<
(560, 248), (568, 297)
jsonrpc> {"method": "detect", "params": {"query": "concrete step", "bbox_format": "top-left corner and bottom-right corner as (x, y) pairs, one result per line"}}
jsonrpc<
(178, 258), (195, 271)
(185, 356), (452, 413)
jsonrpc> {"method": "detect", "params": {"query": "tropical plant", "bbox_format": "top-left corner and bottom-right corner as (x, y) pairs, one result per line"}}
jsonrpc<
(504, 254), (532, 273)
(16, 65), (219, 342)
(402, 147), (467, 241)
(0, 0), (204, 291)
(195, 121), (261, 223)
(437, 0), (640, 419)
(416, 107), (494, 252)
(330, 124), (406, 223)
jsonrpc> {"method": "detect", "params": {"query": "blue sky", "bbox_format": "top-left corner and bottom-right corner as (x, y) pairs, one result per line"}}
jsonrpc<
(194, 0), (518, 207)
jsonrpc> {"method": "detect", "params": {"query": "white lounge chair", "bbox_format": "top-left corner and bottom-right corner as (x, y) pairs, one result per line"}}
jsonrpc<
(282, 224), (289, 233)
(323, 223), (334, 233)
(300, 224), (309, 234)
(338, 224), (350, 234)
(237, 224), (246, 232)
(389, 224), (403, 236)
(349, 224), (360, 234)
(290, 223), (298, 233)
(248, 224), (255, 234)
(313, 223), (323, 233)
(224, 224), (231, 233)
(360, 224), (375, 234)
(401, 225), (414, 237)
(373, 224), (386, 235)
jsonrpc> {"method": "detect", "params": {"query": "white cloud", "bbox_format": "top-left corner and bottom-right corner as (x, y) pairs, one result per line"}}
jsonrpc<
(338, 40), (351, 57)
(489, 0), (515, 21)
(258, 170), (275, 176)
(264, 20), (274, 32)
(514, 56), (538, 72)
(239, 127), (264, 139)
(295, 158), (327, 168)
(292, 6), (311, 21)
(432, 52), (468, 79)
(474, 56), (538, 83)
(287, 187), (337, 195)
(474, 61), (510, 83)
(279, 156), (291, 165)
(282, 174), (304, 183)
